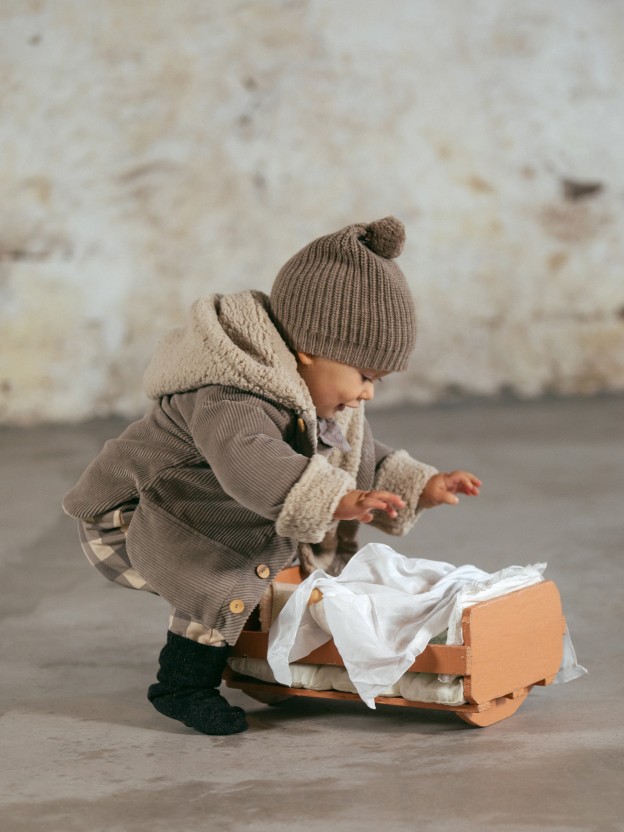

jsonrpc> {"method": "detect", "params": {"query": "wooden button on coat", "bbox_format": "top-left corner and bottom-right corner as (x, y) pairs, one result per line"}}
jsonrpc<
(297, 417), (306, 433)
(256, 564), (270, 579)
(229, 599), (245, 614)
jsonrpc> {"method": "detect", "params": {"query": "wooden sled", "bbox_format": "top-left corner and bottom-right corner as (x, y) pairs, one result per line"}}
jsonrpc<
(224, 566), (567, 727)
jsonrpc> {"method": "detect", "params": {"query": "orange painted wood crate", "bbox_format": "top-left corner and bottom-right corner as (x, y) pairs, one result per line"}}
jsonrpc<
(224, 566), (566, 727)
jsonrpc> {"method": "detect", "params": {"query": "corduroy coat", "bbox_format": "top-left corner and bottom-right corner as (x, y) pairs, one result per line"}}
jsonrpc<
(63, 291), (437, 645)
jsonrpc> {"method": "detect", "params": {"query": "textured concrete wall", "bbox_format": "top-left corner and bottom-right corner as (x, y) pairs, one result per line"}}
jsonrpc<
(1, 0), (623, 424)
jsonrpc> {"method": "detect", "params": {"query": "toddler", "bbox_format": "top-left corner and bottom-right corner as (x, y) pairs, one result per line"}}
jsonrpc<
(63, 216), (481, 735)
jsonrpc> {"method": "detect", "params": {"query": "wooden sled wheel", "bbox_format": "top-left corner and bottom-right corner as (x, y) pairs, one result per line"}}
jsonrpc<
(456, 688), (530, 727)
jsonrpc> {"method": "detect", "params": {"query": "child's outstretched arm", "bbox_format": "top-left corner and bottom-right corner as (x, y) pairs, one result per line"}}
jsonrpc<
(417, 471), (482, 509)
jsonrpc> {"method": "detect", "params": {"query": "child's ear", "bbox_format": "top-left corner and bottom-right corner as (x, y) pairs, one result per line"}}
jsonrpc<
(296, 351), (314, 367)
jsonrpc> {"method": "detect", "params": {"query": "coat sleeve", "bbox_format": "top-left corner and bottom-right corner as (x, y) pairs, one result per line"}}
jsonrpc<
(190, 398), (356, 544)
(369, 434), (438, 537)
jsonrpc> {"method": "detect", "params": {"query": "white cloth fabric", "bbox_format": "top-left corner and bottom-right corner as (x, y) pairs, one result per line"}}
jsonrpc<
(268, 543), (585, 708)
(228, 656), (466, 704)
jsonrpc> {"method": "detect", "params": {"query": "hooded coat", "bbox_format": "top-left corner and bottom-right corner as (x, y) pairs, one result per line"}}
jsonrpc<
(63, 291), (437, 645)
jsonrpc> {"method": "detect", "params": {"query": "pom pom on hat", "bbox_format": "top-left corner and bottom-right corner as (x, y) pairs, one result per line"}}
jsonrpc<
(360, 216), (405, 259)
(270, 216), (416, 373)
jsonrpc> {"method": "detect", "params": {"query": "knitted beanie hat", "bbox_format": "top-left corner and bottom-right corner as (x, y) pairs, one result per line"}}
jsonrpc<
(270, 216), (416, 372)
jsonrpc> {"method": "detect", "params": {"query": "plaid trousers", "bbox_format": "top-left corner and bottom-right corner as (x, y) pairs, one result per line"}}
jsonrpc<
(77, 504), (226, 646)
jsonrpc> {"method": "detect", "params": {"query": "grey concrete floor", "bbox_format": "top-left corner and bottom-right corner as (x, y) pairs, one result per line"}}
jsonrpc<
(1, 396), (623, 832)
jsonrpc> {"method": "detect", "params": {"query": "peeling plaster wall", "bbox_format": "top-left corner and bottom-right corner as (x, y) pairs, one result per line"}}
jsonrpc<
(1, 0), (623, 424)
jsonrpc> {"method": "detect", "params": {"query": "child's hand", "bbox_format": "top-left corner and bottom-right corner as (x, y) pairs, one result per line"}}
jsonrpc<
(333, 489), (406, 523)
(418, 471), (482, 509)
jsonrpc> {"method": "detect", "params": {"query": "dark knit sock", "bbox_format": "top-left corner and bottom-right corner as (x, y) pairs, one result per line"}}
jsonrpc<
(148, 632), (248, 735)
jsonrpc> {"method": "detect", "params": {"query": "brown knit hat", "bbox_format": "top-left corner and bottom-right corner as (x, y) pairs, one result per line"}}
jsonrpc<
(270, 216), (416, 372)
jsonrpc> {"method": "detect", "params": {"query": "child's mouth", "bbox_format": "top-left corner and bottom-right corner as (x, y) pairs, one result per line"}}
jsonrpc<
(335, 404), (345, 412)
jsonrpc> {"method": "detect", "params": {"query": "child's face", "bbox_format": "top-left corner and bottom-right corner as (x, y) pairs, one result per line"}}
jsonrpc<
(296, 353), (389, 419)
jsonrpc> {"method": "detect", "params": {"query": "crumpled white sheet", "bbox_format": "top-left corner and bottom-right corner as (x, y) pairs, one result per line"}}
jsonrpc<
(267, 543), (586, 708)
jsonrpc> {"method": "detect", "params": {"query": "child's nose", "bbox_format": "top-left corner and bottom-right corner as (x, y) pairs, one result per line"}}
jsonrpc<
(360, 385), (374, 402)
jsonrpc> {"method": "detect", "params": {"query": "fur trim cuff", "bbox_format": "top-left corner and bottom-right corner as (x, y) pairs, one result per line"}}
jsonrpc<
(276, 455), (356, 544)
(371, 450), (438, 536)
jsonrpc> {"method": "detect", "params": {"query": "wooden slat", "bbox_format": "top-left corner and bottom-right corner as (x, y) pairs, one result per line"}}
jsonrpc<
(230, 630), (470, 675)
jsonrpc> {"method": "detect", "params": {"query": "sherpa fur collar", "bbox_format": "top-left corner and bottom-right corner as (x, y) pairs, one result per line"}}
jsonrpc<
(144, 291), (312, 411)
(142, 290), (364, 475)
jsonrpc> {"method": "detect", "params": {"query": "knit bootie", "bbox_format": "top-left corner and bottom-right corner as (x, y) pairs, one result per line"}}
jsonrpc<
(147, 631), (248, 735)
